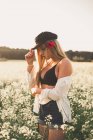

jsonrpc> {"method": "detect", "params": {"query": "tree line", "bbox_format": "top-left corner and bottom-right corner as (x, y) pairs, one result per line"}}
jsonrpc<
(0, 46), (93, 62)
(66, 50), (93, 62)
(0, 46), (28, 60)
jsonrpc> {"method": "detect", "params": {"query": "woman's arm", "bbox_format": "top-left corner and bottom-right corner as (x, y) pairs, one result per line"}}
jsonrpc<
(27, 65), (37, 88)
(25, 49), (37, 89)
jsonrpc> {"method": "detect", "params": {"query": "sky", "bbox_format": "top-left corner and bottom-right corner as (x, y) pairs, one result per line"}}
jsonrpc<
(0, 0), (93, 52)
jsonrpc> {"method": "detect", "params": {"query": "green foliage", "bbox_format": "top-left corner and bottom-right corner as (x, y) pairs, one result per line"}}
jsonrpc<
(64, 63), (93, 140)
(65, 85), (93, 140)
(0, 81), (42, 140)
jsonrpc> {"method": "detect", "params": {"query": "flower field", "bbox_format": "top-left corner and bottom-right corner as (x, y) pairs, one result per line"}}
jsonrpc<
(0, 61), (93, 140)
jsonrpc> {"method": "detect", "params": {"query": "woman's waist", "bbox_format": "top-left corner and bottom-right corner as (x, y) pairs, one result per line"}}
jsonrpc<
(40, 98), (51, 105)
(41, 84), (55, 89)
(39, 85), (54, 104)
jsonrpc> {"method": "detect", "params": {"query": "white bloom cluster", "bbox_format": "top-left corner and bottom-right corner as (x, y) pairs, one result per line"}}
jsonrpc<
(18, 126), (32, 136)
(0, 62), (93, 139)
(44, 114), (52, 125)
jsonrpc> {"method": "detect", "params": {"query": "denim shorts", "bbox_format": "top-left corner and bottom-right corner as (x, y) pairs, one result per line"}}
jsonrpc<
(39, 100), (63, 125)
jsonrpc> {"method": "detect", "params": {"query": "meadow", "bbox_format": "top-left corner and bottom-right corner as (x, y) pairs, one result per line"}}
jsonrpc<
(0, 60), (93, 140)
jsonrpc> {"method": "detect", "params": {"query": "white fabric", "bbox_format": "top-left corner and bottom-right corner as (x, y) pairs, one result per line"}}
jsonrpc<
(27, 65), (37, 88)
(33, 76), (72, 123)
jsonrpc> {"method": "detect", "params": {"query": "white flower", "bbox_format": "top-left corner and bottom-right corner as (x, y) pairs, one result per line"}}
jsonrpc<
(60, 124), (65, 130)
(54, 125), (58, 129)
(18, 126), (32, 136)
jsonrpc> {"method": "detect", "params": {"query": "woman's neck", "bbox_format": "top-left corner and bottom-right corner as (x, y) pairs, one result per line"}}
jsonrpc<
(41, 58), (60, 71)
(48, 58), (60, 63)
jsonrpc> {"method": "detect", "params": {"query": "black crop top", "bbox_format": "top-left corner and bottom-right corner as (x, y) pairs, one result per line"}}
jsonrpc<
(39, 64), (58, 86)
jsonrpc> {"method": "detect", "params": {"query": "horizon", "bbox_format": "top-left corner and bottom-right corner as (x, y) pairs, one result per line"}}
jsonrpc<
(0, 0), (93, 52)
(0, 45), (93, 53)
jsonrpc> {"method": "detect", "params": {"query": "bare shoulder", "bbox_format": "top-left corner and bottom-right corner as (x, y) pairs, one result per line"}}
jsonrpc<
(57, 57), (73, 78)
(59, 57), (72, 66)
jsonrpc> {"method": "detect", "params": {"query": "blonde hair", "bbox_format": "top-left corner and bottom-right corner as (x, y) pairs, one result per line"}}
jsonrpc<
(36, 40), (67, 86)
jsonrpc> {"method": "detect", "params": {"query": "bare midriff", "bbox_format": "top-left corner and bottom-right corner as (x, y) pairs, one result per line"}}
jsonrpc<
(41, 84), (55, 89)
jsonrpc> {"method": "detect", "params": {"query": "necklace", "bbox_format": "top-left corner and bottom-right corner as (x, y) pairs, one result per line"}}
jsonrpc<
(46, 60), (53, 66)
(41, 60), (53, 71)
(42, 59), (59, 72)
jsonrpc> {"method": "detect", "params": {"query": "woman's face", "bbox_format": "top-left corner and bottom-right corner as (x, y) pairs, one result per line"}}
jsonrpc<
(38, 45), (51, 60)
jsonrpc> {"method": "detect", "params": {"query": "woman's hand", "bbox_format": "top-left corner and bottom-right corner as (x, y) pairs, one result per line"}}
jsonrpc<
(25, 49), (35, 65)
(31, 87), (42, 97)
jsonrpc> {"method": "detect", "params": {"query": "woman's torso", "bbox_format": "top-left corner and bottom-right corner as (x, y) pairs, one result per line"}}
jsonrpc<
(40, 61), (59, 88)
(39, 60), (63, 125)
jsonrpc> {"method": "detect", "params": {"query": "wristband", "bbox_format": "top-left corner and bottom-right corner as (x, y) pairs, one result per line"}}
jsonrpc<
(28, 64), (34, 67)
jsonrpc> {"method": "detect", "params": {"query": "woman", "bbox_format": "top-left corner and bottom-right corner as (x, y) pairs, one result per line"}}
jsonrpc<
(25, 31), (73, 140)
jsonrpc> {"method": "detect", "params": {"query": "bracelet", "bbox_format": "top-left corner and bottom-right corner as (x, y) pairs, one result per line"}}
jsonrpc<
(28, 64), (34, 67)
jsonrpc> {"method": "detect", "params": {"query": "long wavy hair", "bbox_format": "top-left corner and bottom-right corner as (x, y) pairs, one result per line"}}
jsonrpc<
(35, 40), (67, 86)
